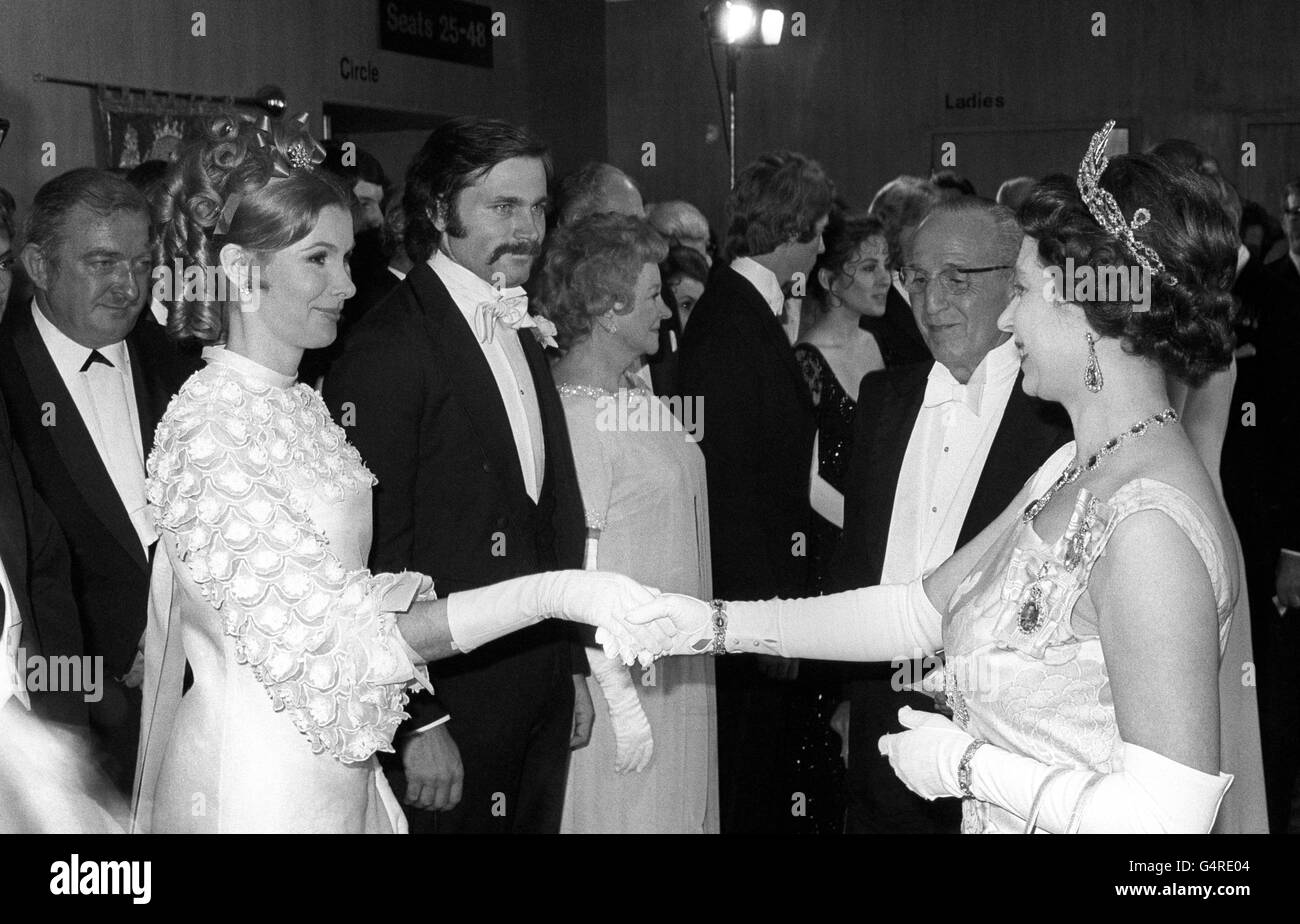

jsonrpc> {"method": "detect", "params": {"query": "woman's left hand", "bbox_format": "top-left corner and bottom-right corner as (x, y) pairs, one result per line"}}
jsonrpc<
(878, 706), (973, 801)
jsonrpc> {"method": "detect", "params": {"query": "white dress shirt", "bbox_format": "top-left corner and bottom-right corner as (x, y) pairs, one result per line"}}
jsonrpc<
(429, 251), (545, 502)
(880, 337), (1022, 584)
(31, 302), (155, 552)
(0, 555), (28, 711)
(730, 256), (785, 317)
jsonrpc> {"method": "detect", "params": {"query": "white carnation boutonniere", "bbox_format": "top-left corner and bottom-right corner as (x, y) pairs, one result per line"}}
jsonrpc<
(531, 315), (559, 349)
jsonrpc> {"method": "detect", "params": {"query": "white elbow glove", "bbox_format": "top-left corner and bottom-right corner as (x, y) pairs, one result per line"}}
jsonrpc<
(632, 578), (943, 663)
(879, 706), (1233, 833)
(971, 737), (1233, 834)
(586, 645), (654, 773)
(445, 570), (668, 665)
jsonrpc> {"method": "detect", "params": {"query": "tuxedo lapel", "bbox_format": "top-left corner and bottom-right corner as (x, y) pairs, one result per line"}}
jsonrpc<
(409, 262), (531, 505)
(956, 371), (1069, 547)
(517, 329), (559, 497)
(731, 270), (813, 412)
(11, 310), (148, 572)
(862, 364), (929, 579)
(126, 331), (168, 461)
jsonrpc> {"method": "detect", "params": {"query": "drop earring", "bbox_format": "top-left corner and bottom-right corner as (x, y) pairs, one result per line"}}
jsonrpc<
(1083, 332), (1103, 392)
(600, 309), (618, 334)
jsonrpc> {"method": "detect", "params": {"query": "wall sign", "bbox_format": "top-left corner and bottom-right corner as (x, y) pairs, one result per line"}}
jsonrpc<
(379, 0), (494, 69)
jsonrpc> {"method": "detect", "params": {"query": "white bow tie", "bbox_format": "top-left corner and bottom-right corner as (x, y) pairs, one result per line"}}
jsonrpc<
(474, 290), (534, 344)
(922, 376), (983, 416)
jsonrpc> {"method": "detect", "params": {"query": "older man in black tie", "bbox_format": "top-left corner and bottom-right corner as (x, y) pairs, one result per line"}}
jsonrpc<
(0, 168), (195, 794)
(831, 197), (1071, 833)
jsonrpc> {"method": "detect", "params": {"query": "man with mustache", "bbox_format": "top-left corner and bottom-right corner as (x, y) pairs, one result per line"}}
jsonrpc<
(0, 169), (195, 793)
(324, 117), (590, 833)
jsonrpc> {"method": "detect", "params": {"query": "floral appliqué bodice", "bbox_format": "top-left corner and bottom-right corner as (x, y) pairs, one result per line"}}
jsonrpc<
(940, 460), (1236, 834)
(145, 351), (430, 765)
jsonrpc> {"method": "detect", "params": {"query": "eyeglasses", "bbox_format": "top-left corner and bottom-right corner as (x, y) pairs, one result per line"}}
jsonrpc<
(897, 264), (1012, 296)
(1283, 208), (1300, 220)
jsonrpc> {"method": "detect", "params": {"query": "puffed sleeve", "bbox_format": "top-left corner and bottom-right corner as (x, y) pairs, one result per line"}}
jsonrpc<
(146, 385), (433, 764)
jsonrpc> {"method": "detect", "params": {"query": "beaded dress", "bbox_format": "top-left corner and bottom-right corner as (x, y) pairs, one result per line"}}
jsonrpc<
(941, 442), (1242, 833)
(132, 348), (432, 833)
(790, 343), (858, 833)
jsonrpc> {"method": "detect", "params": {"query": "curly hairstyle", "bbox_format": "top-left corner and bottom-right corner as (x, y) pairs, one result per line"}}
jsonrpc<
(532, 213), (667, 352)
(154, 114), (350, 344)
(1018, 153), (1237, 386)
(808, 209), (886, 307)
(723, 150), (835, 261)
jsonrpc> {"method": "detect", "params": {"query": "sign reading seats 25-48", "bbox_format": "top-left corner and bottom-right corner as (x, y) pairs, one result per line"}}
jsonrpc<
(380, 0), (494, 68)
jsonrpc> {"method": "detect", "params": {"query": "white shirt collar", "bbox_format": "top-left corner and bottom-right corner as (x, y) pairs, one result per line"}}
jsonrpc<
(730, 256), (785, 316)
(925, 337), (1020, 414)
(30, 300), (128, 376)
(388, 265), (408, 281)
(201, 345), (297, 389)
(430, 249), (526, 314)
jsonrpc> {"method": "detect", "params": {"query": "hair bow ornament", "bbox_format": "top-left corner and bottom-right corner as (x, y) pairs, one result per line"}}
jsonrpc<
(214, 112), (326, 235)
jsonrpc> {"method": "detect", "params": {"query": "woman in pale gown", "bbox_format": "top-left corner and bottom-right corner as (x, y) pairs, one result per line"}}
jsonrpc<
(132, 114), (667, 833)
(634, 124), (1268, 833)
(535, 214), (718, 833)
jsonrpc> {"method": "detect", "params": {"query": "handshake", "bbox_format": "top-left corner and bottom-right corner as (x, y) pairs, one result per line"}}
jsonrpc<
(446, 570), (718, 666)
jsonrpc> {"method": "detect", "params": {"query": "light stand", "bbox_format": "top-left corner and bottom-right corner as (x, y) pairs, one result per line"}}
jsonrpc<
(703, 2), (784, 189)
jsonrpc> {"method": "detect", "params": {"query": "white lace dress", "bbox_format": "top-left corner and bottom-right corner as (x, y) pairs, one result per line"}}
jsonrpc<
(132, 347), (432, 833)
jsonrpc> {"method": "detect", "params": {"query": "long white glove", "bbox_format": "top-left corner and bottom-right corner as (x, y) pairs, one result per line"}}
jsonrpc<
(446, 571), (671, 666)
(879, 706), (1234, 833)
(586, 645), (654, 773)
(626, 578), (943, 663)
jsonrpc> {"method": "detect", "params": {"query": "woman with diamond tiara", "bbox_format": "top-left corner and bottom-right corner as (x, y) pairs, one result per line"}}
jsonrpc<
(132, 114), (669, 833)
(631, 121), (1268, 833)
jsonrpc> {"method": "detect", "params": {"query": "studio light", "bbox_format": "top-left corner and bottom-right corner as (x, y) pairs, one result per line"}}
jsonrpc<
(706, 2), (784, 47)
(702, 2), (785, 188)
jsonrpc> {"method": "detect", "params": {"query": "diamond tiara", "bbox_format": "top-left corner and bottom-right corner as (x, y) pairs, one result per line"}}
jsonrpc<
(1077, 120), (1176, 286)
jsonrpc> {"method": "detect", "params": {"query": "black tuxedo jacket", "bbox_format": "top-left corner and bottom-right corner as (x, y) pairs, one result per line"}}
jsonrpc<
(0, 391), (85, 726)
(0, 306), (196, 783)
(0, 307), (194, 676)
(678, 264), (815, 599)
(830, 360), (1072, 596)
(322, 261), (586, 728)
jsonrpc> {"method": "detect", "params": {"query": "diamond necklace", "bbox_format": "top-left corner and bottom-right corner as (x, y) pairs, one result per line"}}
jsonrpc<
(1021, 407), (1178, 523)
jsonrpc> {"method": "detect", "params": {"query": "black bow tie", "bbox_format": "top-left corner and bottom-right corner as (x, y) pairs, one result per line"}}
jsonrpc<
(80, 349), (114, 372)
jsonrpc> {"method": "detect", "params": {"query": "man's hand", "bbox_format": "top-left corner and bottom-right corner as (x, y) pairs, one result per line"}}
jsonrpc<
(755, 654), (799, 681)
(401, 724), (463, 811)
(1277, 552), (1300, 611)
(571, 674), (595, 750)
(830, 699), (850, 765)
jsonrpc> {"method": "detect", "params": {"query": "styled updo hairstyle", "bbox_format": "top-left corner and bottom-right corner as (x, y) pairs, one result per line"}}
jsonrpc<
(1018, 154), (1237, 386)
(154, 113), (351, 344)
(533, 213), (668, 352)
(808, 208), (886, 310)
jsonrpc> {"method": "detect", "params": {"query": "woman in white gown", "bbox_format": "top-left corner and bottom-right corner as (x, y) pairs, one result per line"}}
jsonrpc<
(132, 114), (666, 833)
(634, 123), (1268, 833)
(535, 214), (718, 833)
